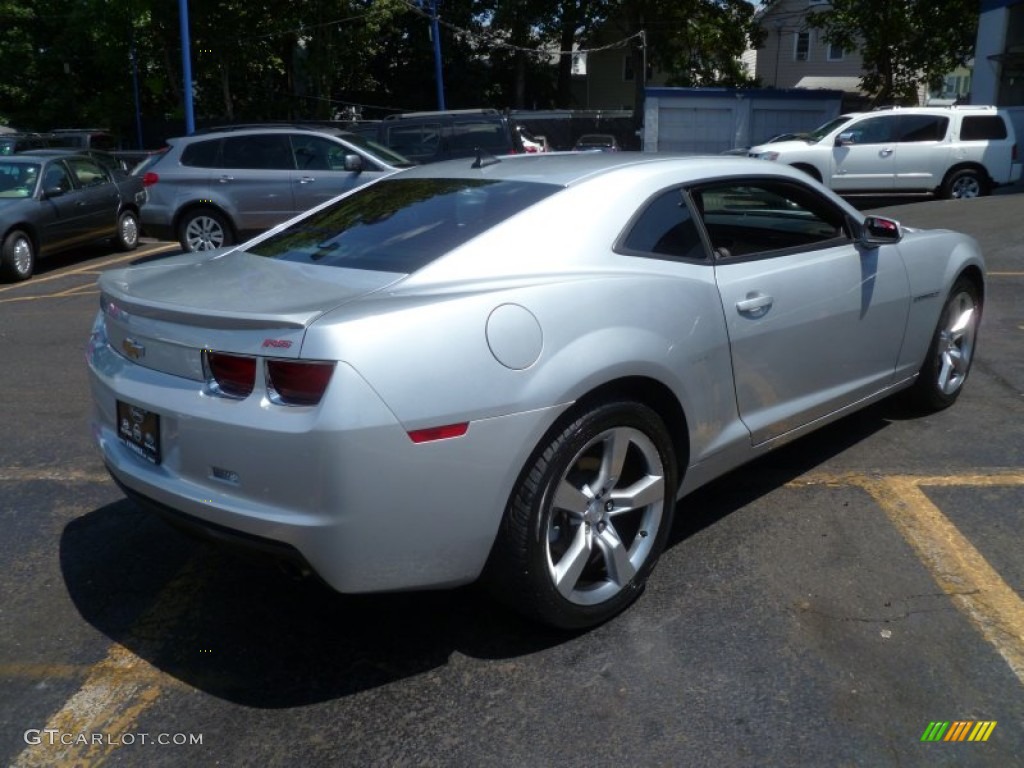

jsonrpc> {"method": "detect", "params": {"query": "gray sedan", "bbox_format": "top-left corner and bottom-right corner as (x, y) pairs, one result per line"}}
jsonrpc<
(0, 154), (144, 281)
(86, 153), (983, 629)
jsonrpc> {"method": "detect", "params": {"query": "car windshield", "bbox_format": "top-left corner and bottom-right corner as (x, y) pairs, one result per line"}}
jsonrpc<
(338, 132), (415, 168)
(0, 161), (39, 197)
(248, 176), (560, 273)
(805, 115), (857, 143)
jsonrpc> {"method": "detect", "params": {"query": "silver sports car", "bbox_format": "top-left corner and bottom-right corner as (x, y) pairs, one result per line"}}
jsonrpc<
(87, 153), (983, 629)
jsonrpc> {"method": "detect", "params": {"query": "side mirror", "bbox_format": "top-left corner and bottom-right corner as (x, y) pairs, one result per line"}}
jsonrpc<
(835, 132), (855, 147)
(42, 185), (66, 199)
(343, 154), (364, 173)
(852, 214), (903, 248)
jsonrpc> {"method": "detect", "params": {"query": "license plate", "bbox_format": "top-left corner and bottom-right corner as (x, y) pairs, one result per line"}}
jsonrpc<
(116, 400), (161, 464)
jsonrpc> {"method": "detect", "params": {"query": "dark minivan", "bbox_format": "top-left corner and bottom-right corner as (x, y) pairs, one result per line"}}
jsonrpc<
(376, 109), (524, 164)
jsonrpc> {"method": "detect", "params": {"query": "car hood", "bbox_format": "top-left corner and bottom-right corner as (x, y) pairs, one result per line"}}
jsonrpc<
(749, 139), (817, 153)
(98, 248), (404, 329)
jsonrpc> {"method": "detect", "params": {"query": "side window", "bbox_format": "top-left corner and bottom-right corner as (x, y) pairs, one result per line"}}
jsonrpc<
(291, 135), (364, 172)
(691, 180), (848, 259)
(384, 123), (441, 161)
(66, 157), (110, 188)
(619, 188), (706, 261)
(961, 116), (1008, 141)
(222, 135), (293, 170)
(897, 115), (948, 142)
(842, 116), (897, 145)
(451, 121), (509, 153)
(43, 162), (74, 193)
(181, 139), (221, 168)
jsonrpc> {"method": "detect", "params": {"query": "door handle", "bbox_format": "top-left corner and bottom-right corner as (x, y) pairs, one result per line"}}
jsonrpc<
(217, 175), (234, 183)
(736, 293), (773, 318)
(880, 147), (894, 157)
(297, 176), (315, 184)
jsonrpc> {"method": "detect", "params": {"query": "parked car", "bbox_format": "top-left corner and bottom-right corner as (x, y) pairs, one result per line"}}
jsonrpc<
(0, 132), (60, 155)
(87, 153), (983, 629)
(22, 147), (133, 176)
(574, 133), (621, 151)
(49, 128), (118, 151)
(137, 126), (413, 252)
(376, 108), (525, 164)
(0, 153), (144, 281)
(748, 105), (1022, 198)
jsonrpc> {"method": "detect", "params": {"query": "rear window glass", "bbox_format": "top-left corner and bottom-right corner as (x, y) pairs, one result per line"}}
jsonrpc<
(960, 115), (1008, 141)
(181, 139), (221, 167)
(248, 177), (560, 273)
(897, 115), (948, 142)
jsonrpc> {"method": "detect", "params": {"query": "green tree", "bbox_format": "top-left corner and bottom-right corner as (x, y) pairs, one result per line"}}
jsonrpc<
(805, 0), (978, 105)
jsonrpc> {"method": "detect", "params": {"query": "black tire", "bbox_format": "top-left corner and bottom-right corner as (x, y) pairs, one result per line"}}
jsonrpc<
(907, 276), (981, 412)
(177, 208), (233, 252)
(485, 401), (678, 630)
(941, 168), (988, 199)
(115, 209), (140, 252)
(1, 229), (35, 282)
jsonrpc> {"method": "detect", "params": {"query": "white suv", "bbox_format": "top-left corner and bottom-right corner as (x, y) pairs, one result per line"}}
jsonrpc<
(748, 106), (1021, 198)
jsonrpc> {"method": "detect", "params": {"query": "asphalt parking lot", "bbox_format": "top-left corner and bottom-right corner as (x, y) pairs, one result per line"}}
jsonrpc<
(1, 190), (1022, 767)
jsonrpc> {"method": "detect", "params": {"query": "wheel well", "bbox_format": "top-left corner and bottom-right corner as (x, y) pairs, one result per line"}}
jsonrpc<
(941, 162), (991, 187)
(173, 203), (236, 238)
(2, 224), (39, 253)
(570, 376), (690, 479)
(956, 264), (985, 308)
(791, 163), (822, 182)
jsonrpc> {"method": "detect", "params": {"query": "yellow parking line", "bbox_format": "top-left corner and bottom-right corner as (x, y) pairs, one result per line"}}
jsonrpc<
(0, 467), (111, 483)
(798, 471), (1024, 685)
(987, 271), (1024, 276)
(0, 244), (178, 295)
(10, 560), (202, 768)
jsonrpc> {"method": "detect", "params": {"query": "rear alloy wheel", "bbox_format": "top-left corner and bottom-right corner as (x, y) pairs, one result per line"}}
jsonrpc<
(487, 401), (677, 630)
(116, 210), (140, 251)
(178, 208), (233, 252)
(942, 168), (987, 199)
(1, 229), (35, 282)
(908, 276), (981, 411)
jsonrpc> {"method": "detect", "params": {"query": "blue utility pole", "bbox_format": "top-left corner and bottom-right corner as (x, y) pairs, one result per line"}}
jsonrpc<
(427, 0), (446, 110)
(179, 0), (195, 134)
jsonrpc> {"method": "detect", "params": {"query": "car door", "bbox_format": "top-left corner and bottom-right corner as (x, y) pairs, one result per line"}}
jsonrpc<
(892, 114), (951, 191)
(829, 114), (899, 192)
(36, 159), (88, 253)
(64, 156), (119, 241)
(219, 134), (296, 231)
(289, 134), (388, 212)
(695, 179), (911, 444)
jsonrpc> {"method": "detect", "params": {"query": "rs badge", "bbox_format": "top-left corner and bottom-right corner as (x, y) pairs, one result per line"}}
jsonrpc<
(122, 337), (146, 360)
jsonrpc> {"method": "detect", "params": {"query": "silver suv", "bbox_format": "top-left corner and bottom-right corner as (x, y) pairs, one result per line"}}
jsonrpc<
(748, 105), (1021, 198)
(138, 127), (413, 251)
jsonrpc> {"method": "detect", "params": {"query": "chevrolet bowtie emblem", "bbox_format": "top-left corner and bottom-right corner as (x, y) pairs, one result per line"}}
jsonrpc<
(122, 337), (146, 360)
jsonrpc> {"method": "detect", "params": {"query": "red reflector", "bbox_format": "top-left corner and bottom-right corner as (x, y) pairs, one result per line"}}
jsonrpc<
(205, 351), (256, 398)
(266, 360), (335, 406)
(407, 423), (469, 443)
(142, 171), (159, 187)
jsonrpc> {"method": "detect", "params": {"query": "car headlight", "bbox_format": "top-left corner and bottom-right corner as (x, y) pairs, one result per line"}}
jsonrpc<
(754, 151), (781, 161)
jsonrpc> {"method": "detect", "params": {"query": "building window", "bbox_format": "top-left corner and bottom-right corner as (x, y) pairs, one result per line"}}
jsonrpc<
(827, 42), (844, 61)
(795, 32), (810, 62)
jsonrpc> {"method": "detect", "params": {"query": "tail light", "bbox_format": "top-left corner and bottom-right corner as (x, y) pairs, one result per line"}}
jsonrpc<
(142, 171), (159, 187)
(266, 360), (335, 406)
(204, 351), (256, 398)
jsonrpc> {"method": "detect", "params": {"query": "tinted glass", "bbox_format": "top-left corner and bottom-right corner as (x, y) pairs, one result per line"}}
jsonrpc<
(42, 161), (73, 193)
(691, 181), (847, 259)
(291, 134), (353, 171)
(248, 177), (560, 273)
(222, 135), (293, 170)
(66, 156), (110, 187)
(620, 188), (706, 260)
(450, 121), (510, 153)
(897, 115), (948, 142)
(181, 139), (222, 167)
(383, 123), (441, 161)
(961, 115), (1008, 141)
(843, 116), (897, 144)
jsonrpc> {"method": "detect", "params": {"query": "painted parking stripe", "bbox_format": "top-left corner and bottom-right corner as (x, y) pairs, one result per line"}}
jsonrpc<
(0, 244), (178, 295)
(0, 467), (110, 483)
(10, 560), (202, 768)
(797, 471), (1024, 685)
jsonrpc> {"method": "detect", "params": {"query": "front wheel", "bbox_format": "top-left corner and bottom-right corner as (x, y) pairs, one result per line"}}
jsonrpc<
(1, 229), (35, 282)
(486, 401), (677, 630)
(908, 276), (981, 411)
(178, 208), (233, 252)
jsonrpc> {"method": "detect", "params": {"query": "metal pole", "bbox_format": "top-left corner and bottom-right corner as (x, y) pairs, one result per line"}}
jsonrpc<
(429, 0), (445, 110)
(129, 34), (144, 149)
(179, 0), (195, 134)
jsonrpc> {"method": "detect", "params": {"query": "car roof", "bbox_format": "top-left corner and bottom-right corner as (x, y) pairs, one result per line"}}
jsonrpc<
(390, 152), (793, 187)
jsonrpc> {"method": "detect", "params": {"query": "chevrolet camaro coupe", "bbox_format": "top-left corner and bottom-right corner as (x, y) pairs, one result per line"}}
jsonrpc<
(86, 153), (983, 629)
